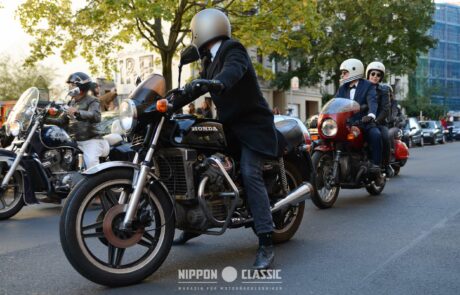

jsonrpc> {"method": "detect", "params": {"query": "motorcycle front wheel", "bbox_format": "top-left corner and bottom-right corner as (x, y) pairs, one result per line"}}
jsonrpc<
(310, 151), (339, 209)
(0, 167), (25, 220)
(60, 168), (175, 287)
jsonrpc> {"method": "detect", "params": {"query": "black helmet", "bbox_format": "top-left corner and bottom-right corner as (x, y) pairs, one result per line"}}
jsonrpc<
(66, 72), (92, 93)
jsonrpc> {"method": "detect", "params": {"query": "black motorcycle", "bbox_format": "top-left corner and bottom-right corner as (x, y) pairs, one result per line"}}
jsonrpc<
(0, 88), (131, 220)
(59, 46), (315, 287)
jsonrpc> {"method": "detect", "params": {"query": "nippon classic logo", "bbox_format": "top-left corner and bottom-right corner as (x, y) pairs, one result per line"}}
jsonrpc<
(177, 266), (283, 292)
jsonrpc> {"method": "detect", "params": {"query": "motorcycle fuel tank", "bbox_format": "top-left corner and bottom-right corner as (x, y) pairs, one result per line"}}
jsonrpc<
(41, 126), (77, 149)
(173, 118), (227, 149)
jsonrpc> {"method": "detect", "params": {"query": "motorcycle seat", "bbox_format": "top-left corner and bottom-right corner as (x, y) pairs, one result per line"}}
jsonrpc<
(275, 119), (305, 153)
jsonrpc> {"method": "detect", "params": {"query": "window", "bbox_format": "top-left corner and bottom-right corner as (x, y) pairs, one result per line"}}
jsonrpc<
(432, 23), (445, 41)
(430, 60), (445, 78)
(430, 42), (445, 59)
(447, 43), (460, 60)
(447, 62), (460, 79)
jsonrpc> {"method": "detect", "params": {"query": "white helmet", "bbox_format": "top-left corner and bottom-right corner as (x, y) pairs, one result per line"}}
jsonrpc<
(340, 58), (364, 85)
(190, 9), (231, 50)
(366, 61), (386, 81)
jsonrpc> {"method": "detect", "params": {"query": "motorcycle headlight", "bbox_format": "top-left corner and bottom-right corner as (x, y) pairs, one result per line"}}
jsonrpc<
(321, 119), (338, 137)
(7, 121), (22, 137)
(119, 99), (137, 133)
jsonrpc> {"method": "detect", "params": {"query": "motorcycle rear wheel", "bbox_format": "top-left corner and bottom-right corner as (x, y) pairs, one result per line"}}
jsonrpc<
(59, 168), (175, 287)
(271, 161), (305, 244)
(311, 152), (339, 209)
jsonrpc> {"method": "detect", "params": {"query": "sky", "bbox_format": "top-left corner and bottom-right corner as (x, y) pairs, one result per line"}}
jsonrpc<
(0, 0), (91, 87)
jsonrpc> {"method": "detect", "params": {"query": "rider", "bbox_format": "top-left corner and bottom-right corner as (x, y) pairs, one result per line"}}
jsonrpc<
(47, 72), (108, 168)
(172, 8), (279, 270)
(336, 58), (382, 174)
(365, 61), (393, 177)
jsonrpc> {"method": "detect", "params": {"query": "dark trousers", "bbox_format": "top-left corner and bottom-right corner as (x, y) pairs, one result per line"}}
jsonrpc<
(378, 125), (390, 166)
(365, 125), (382, 166)
(240, 145), (274, 234)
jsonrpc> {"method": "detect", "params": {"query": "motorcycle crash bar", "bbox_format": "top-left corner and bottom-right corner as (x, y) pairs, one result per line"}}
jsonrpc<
(271, 182), (314, 213)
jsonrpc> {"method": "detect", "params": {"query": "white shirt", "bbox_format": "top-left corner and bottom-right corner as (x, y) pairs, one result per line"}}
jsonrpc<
(210, 41), (222, 62)
(350, 81), (357, 100)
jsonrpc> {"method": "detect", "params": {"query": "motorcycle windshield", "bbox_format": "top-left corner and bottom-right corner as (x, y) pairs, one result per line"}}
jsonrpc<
(6, 87), (39, 132)
(321, 98), (360, 115)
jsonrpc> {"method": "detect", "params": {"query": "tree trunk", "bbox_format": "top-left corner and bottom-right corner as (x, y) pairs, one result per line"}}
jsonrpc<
(161, 51), (174, 91)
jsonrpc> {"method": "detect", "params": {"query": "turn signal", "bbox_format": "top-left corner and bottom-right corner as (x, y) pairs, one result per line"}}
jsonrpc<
(311, 134), (319, 141)
(48, 108), (58, 116)
(156, 99), (168, 113)
(347, 133), (355, 141)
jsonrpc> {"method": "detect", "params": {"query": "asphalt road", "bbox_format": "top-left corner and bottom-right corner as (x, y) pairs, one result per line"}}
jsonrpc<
(1, 142), (460, 295)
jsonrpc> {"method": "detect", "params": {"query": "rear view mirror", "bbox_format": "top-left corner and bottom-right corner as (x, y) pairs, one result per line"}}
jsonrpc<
(180, 44), (200, 67)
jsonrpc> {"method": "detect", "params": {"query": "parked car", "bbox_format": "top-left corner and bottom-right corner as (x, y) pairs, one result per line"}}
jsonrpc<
(419, 120), (445, 144)
(402, 117), (424, 148)
(452, 121), (460, 140)
(274, 115), (312, 151)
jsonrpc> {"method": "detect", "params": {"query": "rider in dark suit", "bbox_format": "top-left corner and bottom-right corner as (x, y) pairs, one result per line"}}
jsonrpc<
(336, 59), (382, 173)
(172, 8), (277, 270)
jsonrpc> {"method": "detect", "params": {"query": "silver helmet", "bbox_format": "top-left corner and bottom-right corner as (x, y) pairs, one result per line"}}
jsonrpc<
(190, 8), (231, 50)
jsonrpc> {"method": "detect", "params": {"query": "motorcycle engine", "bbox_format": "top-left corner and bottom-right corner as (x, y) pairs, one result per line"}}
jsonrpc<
(199, 153), (235, 223)
(42, 150), (61, 172)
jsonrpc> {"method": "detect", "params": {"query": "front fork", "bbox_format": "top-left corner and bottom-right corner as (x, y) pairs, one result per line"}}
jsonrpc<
(121, 117), (165, 230)
(0, 121), (39, 190)
(331, 150), (341, 186)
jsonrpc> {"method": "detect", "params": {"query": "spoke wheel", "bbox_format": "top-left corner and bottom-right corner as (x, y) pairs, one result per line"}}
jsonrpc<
(60, 169), (175, 287)
(0, 165), (25, 220)
(310, 152), (339, 209)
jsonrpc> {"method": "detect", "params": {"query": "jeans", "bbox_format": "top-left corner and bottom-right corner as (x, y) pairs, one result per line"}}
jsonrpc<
(378, 125), (390, 166)
(77, 139), (110, 169)
(240, 145), (273, 234)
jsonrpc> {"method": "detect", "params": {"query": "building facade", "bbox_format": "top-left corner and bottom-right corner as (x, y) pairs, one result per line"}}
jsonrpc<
(413, 3), (460, 111)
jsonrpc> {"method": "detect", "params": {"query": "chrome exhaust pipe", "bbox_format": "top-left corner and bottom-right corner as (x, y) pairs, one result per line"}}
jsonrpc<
(271, 182), (314, 213)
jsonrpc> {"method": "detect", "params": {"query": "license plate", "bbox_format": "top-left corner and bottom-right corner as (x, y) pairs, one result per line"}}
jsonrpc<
(424, 133), (430, 136)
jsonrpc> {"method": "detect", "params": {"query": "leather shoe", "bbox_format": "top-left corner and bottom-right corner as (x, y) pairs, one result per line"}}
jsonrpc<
(252, 245), (275, 270)
(172, 231), (201, 245)
(385, 165), (395, 178)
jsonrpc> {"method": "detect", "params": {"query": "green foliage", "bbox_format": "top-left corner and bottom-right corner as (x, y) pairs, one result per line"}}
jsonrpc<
(0, 55), (55, 101)
(402, 76), (446, 119)
(17, 0), (321, 90)
(272, 0), (437, 92)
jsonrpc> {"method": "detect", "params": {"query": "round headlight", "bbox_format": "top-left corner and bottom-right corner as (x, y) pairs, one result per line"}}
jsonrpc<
(7, 121), (22, 137)
(119, 99), (137, 133)
(321, 119), (338, 137)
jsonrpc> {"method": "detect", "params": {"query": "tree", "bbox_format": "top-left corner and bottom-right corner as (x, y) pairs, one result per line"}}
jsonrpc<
(401, 75), (445, 119)
(272, 0), (437, 92)
(18, 0), (321, 90)
(0, 55), (55, 101)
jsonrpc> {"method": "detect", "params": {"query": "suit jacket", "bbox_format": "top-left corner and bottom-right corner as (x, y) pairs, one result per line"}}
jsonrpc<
(201, 39), (278, 158)
(336, 79), (378, 120)
(375, 84), (390, 125)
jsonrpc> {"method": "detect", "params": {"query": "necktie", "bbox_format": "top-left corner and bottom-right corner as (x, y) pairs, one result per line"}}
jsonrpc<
(199, 49), (212, 77)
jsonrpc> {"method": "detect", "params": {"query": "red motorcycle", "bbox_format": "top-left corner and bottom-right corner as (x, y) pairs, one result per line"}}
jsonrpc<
(311, 98), (386, 209)
(388, 127), (409, 176)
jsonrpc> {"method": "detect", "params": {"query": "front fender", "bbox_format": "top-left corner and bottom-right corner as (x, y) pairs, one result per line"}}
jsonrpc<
(0, 149), (37, 204)
(83, 161), (175, 211)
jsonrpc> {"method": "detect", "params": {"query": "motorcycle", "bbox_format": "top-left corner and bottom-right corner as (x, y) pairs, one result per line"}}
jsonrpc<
(59, 45), (315, 287)
(310, 98), (386, 209)
(0, 88), (132, 220)
(388, 126), (409, 176)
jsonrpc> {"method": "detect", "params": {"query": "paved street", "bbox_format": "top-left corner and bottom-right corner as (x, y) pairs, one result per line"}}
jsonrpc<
(1, 142), (460, 295)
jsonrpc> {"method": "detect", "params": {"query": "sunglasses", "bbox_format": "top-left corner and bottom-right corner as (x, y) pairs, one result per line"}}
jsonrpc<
(370, 71), (382, 78)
